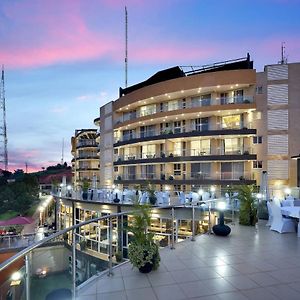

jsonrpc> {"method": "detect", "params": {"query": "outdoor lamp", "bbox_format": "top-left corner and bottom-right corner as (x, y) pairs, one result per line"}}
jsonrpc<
(256, 193), (262, 200)
(67, 185), (72, 190)
(198, 189), (204, 201)
(11, 271), (21, 281)
(212, 201), (231, 236)
(284, 188), (291, 195)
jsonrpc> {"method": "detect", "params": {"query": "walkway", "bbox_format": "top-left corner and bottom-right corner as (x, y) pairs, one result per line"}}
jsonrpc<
(77, 221), (300, 300)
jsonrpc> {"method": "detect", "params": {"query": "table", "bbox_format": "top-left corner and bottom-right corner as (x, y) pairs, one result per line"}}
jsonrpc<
(281, 206), (300, 238)
(281, 206), (300, 218)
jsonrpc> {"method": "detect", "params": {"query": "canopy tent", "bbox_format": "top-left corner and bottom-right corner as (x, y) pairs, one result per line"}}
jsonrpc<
(0, 216), (34, 226)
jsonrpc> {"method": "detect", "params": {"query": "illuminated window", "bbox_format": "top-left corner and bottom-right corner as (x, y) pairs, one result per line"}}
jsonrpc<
(253, 161), (262, 169)
(190, 140), (210, 155)
(222, 115), (241, 129)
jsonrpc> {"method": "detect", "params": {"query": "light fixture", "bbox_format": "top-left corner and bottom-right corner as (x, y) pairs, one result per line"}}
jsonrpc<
(217, 85), (220, 88)
(217, 201), (226, 210)
(11, 271), (22, 281)
(112, 184), (116, 189)
(67, 185), (72, 190)
(210, 186), (216, 192)
(284, 188), (291, 195)
(198, 189), (204, 196)
(256, 193), (262, 199)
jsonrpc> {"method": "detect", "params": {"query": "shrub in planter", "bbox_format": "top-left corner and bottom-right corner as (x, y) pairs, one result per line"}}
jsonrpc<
(128, 201), (160, 273)
(243, 150), (249, 155)
(82, 179), (89, 200)
(160, 174), (166, 180)
(146, 184), (157, 205)
(115, 251), (123, 263)
(235, 185), (258, 226)
(79, 238), (87, 251)
(169, 175), (174, 180)
(117, 175), (122, 181)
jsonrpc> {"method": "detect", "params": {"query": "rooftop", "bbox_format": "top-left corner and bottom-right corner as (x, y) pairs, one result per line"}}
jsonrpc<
(77, 221), (300, 300)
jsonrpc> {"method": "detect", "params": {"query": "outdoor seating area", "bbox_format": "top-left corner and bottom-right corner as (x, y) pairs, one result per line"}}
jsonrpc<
(77, 220), (300, 300)
(267, 196), (300, 237)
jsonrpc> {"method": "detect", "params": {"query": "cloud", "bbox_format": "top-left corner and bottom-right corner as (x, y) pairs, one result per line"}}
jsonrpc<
(50, 106), (68, 114)
(76, 91), (108, 102)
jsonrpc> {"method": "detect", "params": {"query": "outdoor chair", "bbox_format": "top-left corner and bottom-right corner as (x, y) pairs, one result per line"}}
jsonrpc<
(281, 199), (294, 207)
(270, 203), (296, 233)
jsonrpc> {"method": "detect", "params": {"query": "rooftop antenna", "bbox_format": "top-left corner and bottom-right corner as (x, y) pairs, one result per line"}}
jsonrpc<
(25, 162), (28, 173)
(125, 6), (128, 88)
(0, 65), (8, 171)
(279, 42), (287, 64)
(61, 138), (64, 165)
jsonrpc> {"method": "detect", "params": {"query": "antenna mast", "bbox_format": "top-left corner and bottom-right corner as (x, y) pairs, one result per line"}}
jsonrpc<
(61, 138), (64, 165)
(125, 6), (128, 88)
(279, 42), (287, 64)
(0, 65), (8, 171)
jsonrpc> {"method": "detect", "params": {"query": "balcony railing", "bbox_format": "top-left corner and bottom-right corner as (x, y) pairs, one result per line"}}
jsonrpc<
(115, 147), (254, 162)
(115, 123), (254, 143)
(116, 172), (253, 181)
(115, 96), (254, 124)
(77, 140), (97, 147)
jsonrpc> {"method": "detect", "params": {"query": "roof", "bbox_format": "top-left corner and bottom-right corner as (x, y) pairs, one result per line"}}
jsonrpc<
(119, 54), (253, 97)
(0, 216), (34, 226)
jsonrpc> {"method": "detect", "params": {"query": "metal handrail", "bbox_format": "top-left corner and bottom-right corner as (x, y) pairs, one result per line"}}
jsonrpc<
(0, 203), (189, 272)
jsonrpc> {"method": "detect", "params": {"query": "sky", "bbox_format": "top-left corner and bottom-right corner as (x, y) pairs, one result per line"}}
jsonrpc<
(0, 0), (300, 172)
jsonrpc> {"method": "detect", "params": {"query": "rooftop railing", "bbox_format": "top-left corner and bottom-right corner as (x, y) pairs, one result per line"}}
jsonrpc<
(0, 200), (227, 300)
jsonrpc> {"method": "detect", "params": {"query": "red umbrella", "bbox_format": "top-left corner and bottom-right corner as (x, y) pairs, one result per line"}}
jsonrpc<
(0, 216), (34, 226)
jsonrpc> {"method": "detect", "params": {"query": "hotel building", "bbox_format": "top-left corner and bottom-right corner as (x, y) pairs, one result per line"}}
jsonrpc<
(73, 55), (300, 196)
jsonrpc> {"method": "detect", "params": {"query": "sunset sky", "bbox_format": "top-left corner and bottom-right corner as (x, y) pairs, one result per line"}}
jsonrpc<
(1, 0), (300, 172)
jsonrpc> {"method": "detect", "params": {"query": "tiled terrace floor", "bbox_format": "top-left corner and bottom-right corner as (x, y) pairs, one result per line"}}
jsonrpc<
(78, 221), (300, 300)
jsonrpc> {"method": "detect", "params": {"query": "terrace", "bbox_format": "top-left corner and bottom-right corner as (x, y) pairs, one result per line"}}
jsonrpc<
(77, 221), (300, 300)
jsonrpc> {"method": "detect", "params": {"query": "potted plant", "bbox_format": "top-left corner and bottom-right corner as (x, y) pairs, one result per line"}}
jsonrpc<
(169, 153), (174, 158)
(117, 175), (122, 181)
(146, 184), (157, 205)
(82, 179), (89, 200)
(243, 150), (249, 155)
(169, 175), (174, 180)
(160, 152), (166, 158)
(128, 201), (160, 273)
(113, 192), (120, 203)
(115, 251), (123, 263)
(235, 185), (258, 226)
(160, 174), (166, 180)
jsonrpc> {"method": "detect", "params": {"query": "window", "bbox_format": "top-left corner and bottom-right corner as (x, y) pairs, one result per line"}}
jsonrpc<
(194, 117), (209, 131)
(222, 115), (242, 129)
(140, 125), (155, 138)
(223, 138), (243, 155)
(142, 144), (156, 158)
(221, 162), (244, 180)
(191, 163), (211, 179)
(233, 89), (244, 103)
(140, 104), (156, 116)
(191, 94), (211, 107)
(174, 185), (181, 191)
(182, 98), (186, 109)
(220, 92), (229, 105)
(114, 166), (118, 172)
(190, 139), (210, 155)
(174, 164), (181, 176)
(256, 86), (263, 94)
(168, 100), (179, 111)
(122, 129), (135, 141)
(255, 112), (262, 120)
(253, 161), (262, 169)
(173, 142), (182, 156)
(253, 136), (263, 144)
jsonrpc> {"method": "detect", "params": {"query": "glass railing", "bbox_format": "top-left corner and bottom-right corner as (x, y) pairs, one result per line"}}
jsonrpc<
(77, 140), (97, 147)
(115, 172), (253, 181)
(115, 123), (254, 143)
(0, 203), (225, 300)
(115, 96), (254, 125)
(115, 148), (254, 162)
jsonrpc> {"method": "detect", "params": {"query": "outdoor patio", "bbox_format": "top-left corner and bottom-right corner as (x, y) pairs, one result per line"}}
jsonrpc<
(77, 221), (300, 300)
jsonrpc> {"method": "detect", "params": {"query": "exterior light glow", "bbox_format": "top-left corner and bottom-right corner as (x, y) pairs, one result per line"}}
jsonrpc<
(217, 201), (226, 210)
(11, 271), (22, 281)
(198, 189), (204, 195)
(67, 185), (72, 190)
(217, 85), (220, 88)
(284, 188), (291, 195)
(112, 184), (116, 189)
(256, 193), (262, 199)
(210, 186), (216, 193)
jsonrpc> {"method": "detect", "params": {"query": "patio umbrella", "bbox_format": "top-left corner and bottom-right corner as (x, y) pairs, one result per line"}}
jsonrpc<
(0, 216), (34, 226)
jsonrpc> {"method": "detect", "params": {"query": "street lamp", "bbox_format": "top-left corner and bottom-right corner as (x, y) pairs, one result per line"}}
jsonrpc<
(198, 189), (204, 201)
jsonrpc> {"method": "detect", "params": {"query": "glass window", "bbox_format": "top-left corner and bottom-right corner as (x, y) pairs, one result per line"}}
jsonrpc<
(142, 144), (156, 158)
(221, 162), (244, 180)
(222, 115), (241, 129)
(190, 140), (210, 156)
(253, 161), (262, 169)
(233, 89), (244, 103)
(173, 142), (182, 156)
(140, 125), (155, 138)
(256, 86), (263, 94)
(168, 100), (179, 111)
(220, 92), (229, 105)
(122, 129), (135, 141)
(140, 104), (156, 116)
(174, 164), (181, 176)
(223, 138), (243, 154)
(253, 136), (262, 144)
(191, 163), (211, 179)
(194, 117), (209, 131)
(141, 165), (155, 179)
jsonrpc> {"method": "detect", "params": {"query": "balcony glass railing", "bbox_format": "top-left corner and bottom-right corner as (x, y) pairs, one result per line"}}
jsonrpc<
(116, 172), (253, 181)
(77, 140), (97, 147)
(115, 96), (254, 125)
(115, 148), (254, 162)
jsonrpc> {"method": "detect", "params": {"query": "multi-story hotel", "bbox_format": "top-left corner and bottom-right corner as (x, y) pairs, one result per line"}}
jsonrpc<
(73, 55), (300, 197)
(71, 129), (99, 188)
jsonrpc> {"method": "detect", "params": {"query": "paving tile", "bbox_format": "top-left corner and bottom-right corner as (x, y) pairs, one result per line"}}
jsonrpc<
(147, 271), (175, 287)
(97, 277), (124, 294)
(191, 267), (222, 280)
(78, 295), (97, 300)
(266, 284), (300, 300)
(126, 287), (157, 300)
(217, 291), (248, 300)
(97, 291), (127, 300)
(223, 274), (259, 290)
(123, 274), (151, 290)
(247, 272), (281, 287)
(170, 268), (199, 283)
(153, 284), (186, 300)
(214, 265), (242, 277)
(241, 287), (279, 300)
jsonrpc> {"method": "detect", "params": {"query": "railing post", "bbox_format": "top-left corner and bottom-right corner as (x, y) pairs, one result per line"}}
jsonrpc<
(208, 203), (212, 235)
(25, 254), (30, 300)
(108, 217), (113, 276)
(171, 207), (175, 250)
(191, 205), (195, 241)
(72, 230), (76, 300)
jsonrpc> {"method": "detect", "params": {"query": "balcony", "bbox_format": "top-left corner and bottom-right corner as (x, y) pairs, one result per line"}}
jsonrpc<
(76, 140), (97, 149)
(114, 125), (256, 147)
(115, 171), (255, 185)
(115, 96), (254, 125)
(114, 148), (256, 165)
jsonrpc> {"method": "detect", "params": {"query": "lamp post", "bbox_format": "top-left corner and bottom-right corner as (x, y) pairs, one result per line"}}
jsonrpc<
(212, 201), (231, 236)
